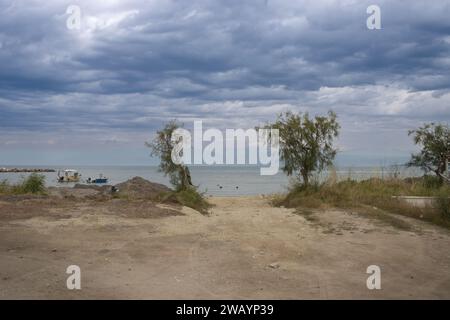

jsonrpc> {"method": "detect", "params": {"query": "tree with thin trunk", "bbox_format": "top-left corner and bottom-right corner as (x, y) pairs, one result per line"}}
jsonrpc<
(268, 111), (340, 186)
(146, 120), (193, 191)
(408, 123), (450, 184)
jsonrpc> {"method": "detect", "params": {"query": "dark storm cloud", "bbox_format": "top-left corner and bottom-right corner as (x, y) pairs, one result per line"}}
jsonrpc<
(0, 0), (450, 157)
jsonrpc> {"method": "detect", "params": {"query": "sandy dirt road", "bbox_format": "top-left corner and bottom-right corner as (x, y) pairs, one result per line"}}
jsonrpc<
(1, 195), (450, 299)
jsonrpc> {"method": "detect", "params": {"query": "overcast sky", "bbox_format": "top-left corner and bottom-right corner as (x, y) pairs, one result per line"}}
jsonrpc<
(0, 0), (449, 166)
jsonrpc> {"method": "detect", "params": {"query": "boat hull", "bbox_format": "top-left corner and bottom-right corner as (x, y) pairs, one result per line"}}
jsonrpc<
(91, 178), (108, 184)
(58, 177), (80, 183)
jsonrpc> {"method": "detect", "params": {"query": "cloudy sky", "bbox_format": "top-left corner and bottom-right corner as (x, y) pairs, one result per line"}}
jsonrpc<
(0, 0), (449, 166)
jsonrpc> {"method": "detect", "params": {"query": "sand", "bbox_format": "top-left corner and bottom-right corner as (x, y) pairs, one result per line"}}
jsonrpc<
(1, 193), (450, 299)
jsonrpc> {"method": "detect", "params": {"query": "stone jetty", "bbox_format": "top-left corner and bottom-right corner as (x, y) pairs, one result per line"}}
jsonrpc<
(0, 168), (56, 173)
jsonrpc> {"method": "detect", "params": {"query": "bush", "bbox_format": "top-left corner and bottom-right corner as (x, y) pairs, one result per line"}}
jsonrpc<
(174, 187), (211, 215)
(437, 190), (450, 220)
(0, 174), (46, 195)
(422, 175), (443, 189)
(0, 179), (9, 193)
(20, 173), (46, 194)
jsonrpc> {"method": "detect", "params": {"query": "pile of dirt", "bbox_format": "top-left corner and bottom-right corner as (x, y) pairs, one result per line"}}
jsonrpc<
(114, 177), (172, 200)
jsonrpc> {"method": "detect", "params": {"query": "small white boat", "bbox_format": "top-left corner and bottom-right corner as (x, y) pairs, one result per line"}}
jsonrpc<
(57, 169), (81, 183)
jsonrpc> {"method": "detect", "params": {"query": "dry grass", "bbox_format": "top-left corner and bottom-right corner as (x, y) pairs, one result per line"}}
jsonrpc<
(355, 205), (413, 231)
(273, 175), (450, 229)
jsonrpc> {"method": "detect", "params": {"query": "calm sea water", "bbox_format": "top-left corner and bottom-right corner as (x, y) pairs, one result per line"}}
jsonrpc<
(0, 165), (424, 196)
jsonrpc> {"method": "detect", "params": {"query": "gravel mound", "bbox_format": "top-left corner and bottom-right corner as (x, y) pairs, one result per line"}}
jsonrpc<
(114, 177), (172, 200)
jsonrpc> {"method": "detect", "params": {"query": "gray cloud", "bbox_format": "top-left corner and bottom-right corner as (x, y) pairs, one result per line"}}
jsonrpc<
(1, 0), (450, 164)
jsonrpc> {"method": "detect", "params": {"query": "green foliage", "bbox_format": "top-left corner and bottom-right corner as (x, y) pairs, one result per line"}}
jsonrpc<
(147, 120), (193, 191)
(422, 175), (443, 189)
(174, 187), (211, 215)
(0, 179), (9, 193)
(20, 173), (46, 193)
(268, 111), (340, 186)
(408, 123), (450, 183)
(436, 190), (450, 219)
(155, 188), (210, 215)
(0, 174), (46, 195)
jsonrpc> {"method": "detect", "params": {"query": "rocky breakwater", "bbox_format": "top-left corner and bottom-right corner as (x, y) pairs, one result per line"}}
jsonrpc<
(0, 168), (56, 173)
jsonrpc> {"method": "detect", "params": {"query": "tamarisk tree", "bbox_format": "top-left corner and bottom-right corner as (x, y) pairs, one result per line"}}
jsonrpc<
(268, 111), (340, 186)
(408, 123), (450, 184)
(147, 120), (193, 191)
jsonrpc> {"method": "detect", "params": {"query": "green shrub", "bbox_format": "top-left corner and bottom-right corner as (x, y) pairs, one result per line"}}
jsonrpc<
(20, 173), (46, 194)
(0, 179), (9, 194)
(422, 175), (443, 189)
(175, 187), (211, 215)
(436, 190), (450, 220)
(0, 174), (46, 195)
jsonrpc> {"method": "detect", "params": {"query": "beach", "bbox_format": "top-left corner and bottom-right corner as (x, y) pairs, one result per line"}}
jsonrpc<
(1, 188), (450, 299)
